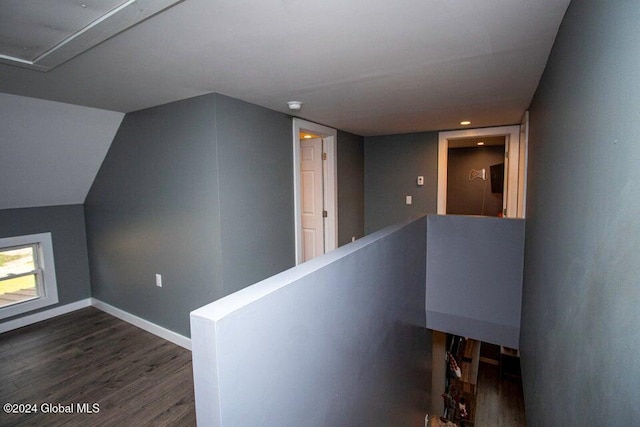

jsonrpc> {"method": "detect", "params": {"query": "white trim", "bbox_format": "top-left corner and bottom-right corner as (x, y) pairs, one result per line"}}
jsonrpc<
(0, 232), (59, 320)
(518, 112), (529, 218)
(0, 298), (91, 334)
(0, 296), (192, 350)
(504, 129), (520, 217)
(437, 125), (522, 218)
(91, 298), (191, 350)
(323, 135), (338, 252)
(292, 118), (338, 265)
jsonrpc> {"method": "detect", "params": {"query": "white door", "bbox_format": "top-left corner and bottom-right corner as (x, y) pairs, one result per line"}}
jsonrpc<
(293, 119), (338, 265)
(300, 138), (325, 261)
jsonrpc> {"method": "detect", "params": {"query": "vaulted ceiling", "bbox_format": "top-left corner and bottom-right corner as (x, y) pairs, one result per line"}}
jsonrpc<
(0, 93), (123, 210)
(0, 0), (570, 209)
(0, 0), (570, 136)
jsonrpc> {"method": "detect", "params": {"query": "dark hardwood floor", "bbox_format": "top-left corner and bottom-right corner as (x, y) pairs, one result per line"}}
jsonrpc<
(474, 363), (526, 426)
(0, 307), (195, 426)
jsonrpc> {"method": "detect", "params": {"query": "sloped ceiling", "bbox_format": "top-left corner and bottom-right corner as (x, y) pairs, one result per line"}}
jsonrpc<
(0, 93), (123, 209)
(0, 0), (571, 210)
(0, 0), (570, 136)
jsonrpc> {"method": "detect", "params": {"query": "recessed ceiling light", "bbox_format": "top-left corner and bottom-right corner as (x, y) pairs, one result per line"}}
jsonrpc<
(460, 121), (471, 126)
(477, 142), (485, 146)
(303, 134), (312, 139)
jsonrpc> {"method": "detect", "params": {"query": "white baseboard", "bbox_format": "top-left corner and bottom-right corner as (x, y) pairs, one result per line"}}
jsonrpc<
(0, 298), (92, 334)
(91, 298), (191, 350)
(0, 297), (192, 351)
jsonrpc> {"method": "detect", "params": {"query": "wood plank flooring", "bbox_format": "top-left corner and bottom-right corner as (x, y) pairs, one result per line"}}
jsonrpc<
(0, 307), (195, 426)
(474, 362), (526, 426)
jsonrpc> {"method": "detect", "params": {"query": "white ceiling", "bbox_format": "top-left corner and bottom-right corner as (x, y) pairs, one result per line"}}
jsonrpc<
(0, 0), (183, 71)
(0, 0), (570, 136)
(0, 93), (123, 209)
(0, 0), (128, 62)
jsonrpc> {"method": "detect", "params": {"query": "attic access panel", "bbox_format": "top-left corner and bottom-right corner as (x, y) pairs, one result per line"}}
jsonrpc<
(0, 0), (183, 72)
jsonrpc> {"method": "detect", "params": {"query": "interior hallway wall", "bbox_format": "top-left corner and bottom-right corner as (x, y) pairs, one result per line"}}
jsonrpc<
(214, 94), (295, 296)
(85, 94), (298, 336)
(521, 1), (640, 424)
(85, 93), (365, 336)
(85, 95), (223, 337)
(337, 130), (365, 246)
(364, 132), (438, 234)
(191, 216), (431, 426)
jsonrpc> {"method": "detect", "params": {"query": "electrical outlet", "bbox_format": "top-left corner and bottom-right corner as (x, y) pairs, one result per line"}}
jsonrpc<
(406, 195), (412, 205)
(155, 273), (162, 288)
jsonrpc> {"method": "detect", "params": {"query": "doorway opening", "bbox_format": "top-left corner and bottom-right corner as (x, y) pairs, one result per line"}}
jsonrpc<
(292, 118), (338, 264)
(431, 331), (526, 425)
(446, 136), (506, 217)
(438, 125), (526, 218)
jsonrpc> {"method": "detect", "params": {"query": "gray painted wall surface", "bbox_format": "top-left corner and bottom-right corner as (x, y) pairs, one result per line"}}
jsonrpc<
(84, 91), (369, 336)
(215, 94), (295, 296)
(85, 93), (298, 336)
(337, 130), (365, 246)
(85, 94), (222, 337)
(0, 205), (91, 321)
(426, 215), (524, 348)
(364, 132), (438, 234)
(191, 217), (430, 426)
(446, 146), (504, 216)
(521, 1), (640, 425)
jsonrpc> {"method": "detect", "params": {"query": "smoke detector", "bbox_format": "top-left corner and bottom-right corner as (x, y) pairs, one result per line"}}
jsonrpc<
(287, 101), (303, 111)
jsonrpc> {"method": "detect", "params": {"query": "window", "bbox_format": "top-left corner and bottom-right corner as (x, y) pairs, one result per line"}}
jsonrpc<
(0, 233), (58, 320)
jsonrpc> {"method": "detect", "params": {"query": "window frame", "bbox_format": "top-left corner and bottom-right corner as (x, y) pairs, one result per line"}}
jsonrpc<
(0, 233), (58, 320)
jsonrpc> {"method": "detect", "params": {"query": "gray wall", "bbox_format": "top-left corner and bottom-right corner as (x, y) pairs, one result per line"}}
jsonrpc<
(446, 146), (504, 216)
(215, 94), (295, 296)
(191, 216), (430, 426)
(426, 215), (524, 348)
(0, 205), (91, 321)
(85, 93), (296, 337)
(85, 95), (222, 337)
(364, 132), (438, 234)
(337, 130), (365, 246)
(521, 1), (640, 425)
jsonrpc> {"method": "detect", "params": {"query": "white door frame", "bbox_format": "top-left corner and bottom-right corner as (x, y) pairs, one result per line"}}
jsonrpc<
(518, 112), (529, 218)
(437, 125), (523, 218)
(293, 118), (338, 265)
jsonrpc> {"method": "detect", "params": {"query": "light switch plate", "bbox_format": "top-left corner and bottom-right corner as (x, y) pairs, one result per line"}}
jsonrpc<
(406, 195), (412, 205)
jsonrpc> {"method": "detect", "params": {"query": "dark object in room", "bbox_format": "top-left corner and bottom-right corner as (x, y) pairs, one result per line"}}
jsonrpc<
(490, 163), (504, 194)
